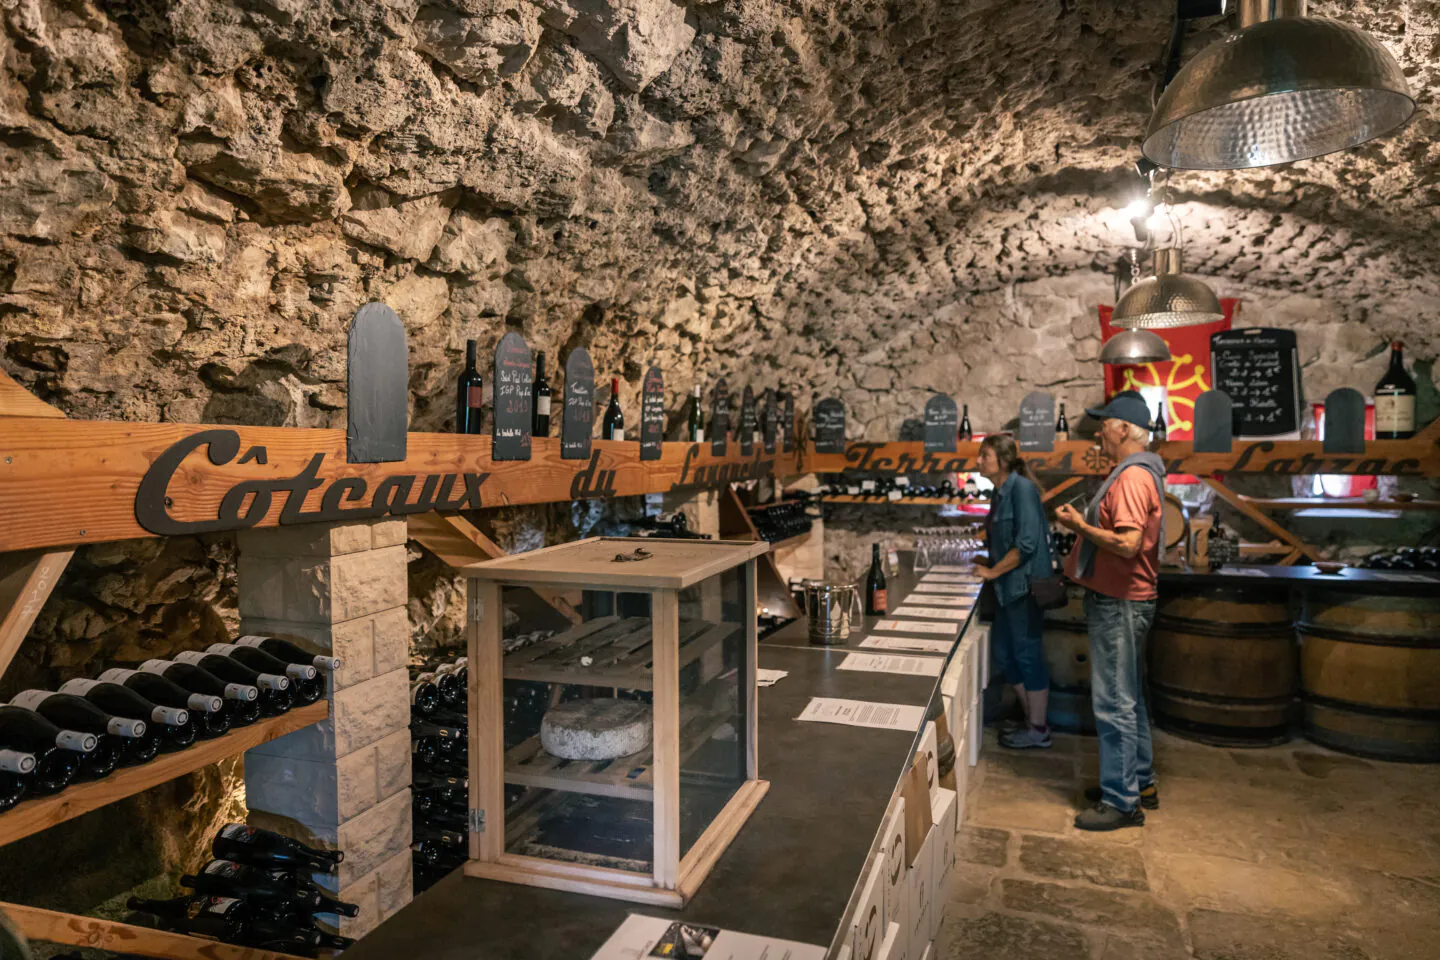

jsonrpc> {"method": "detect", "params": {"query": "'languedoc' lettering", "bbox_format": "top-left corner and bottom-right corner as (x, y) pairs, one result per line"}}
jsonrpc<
(134, 429), (489, 536)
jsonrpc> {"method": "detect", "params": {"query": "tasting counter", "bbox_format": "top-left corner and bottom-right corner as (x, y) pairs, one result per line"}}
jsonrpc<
(343, 569), (980, 959)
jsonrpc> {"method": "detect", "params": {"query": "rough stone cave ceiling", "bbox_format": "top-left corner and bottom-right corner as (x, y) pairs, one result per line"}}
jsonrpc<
(0, 0), (1437, 430)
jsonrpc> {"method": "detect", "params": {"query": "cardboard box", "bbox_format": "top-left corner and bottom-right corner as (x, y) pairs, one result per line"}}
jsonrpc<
(851, 857), (885, 960)
(917, 721), (940, 807)
(934, 713), (958, 793)
(837, 947), (852, 960)
(920, 943), (933, 960)
(902, 755), (933, 865)
(930, 787), (957, 937)
(906, 824), (935, 960)
(880, 795), (907, 930)
(968, 701), (982, 767)
(878, 921), (906, 960)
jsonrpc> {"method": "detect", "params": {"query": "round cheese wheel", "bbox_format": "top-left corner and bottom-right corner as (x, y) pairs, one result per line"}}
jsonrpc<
(540, 698), (652, 761)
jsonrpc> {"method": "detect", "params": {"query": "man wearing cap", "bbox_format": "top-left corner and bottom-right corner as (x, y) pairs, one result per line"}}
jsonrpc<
(1055, 390), (1166, 831)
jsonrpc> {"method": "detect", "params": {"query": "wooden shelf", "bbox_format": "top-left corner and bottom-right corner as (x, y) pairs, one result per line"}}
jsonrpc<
(1242, 496), (1440, 512)
(758, 530), (814, 549)
(823, 496), (990, 507)
(0, 900), (309, 960)
(503, 617), (740, 691)
(0, 700), (329, 847)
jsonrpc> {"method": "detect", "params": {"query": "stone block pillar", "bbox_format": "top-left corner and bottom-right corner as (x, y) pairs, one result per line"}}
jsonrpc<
(236, 518), (413, 938)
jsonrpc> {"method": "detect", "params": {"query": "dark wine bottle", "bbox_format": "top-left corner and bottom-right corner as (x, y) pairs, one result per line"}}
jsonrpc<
(99, 668), (225, 734)
(958, 404), (973, 442)
(0, 705), (91, 796)
(208, 643), (322, 706)
(0, 771), (27, 812)
(58, 678), (195, 751)
(456, 339), (484, 435)
(236, 636), (340, 673)
(140, 659), (257, 729)
(211, 823), (344, 871)
(127, 894), (251, 941)
(1152, 406), (1167, 443)
(602, 377), (624, 441)
(0, 748), (35, 776)
(184, 859), (358, 917)
(532, 351), (552, 437)
(1056, 403), (1070, 442)
(688, 384), (704, 442)
(238, 920), (354, 954)
(410, 718), (466, 741)
(865, 543), (888, 616)
(173, 651), (291, 717)
(433, 662), (465, 706)
(10, 689), (157, 766)
(1374, 340), (1417, 440)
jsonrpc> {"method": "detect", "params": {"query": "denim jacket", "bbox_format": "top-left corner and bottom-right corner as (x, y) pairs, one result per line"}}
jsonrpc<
(987, 472), (1055, 608)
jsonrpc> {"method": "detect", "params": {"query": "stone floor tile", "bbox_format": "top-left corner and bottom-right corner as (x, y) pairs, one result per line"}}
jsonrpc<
(1230, 750), (1293, 771)
(1018, 834), (1149, 891)
(969, 775), (1075, 834)
(957, 826), (1010, 867)
(981, 748), (1079, 784)
(1293, 750), (1376, 780)
(1188, 909), (1376, 960)
(947, 864), (998, 905)
(1152, 852), (1360, 921)
(1096, 931), (1191, 960)
(939, 910), (1090, 960)
(999, 879), (1183, 945)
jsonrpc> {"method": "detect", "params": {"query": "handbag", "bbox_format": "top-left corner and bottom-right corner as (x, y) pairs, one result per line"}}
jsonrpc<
(1029, 575), (1069, 610)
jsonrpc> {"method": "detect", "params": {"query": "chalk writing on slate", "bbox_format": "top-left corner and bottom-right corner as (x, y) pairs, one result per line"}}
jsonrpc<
(710, 378), (729, 456)
(492, 331), (533, 461)
(740, 387), (757, 456)
(561, 347), (595, 461)
(814, 398), (846, 454)
(1211, 328), (1301, 437)
(780, 392), (795, 453)
(923, 395), (959, 454)
(640, 366), (665, 461)
(1018, 391), (1056, 453)
(347, 302), (408, 464)
(762, 387), (777, 453)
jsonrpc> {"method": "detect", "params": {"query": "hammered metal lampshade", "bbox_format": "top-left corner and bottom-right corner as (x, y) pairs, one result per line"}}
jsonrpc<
(1100, 329), (1172, 365)
(1111, 248), (1223, 330)
(1143, 0), (1415, 170)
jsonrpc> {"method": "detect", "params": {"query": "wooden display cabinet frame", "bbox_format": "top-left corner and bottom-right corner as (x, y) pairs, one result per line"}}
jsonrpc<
(460, 537), (772, 906)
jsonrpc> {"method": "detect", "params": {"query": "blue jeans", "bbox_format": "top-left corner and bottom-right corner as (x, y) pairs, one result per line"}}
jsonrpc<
(1085, 590), (1156, 812)
(990, 594), (1048, 691)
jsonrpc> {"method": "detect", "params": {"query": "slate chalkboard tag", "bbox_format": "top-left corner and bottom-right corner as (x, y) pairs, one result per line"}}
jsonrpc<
(640, 366), (664, 462)
(561, 347), (595, 461)
(923, 395), (958, 454)
(780, 392), (796, 453)
(346, 302), (408, 464)
(1211, 328), (1302, 438)
(762, 387), (777, 454)
(710, 378), (729, 456)
(813, 398), (846, 454)
(1193, 390), (1234, 453)
(1323, 387), (1367, 455)
(1018, 391), (1056, 453)
(739, 387), (757, 457)
(492, 331), (533, 461)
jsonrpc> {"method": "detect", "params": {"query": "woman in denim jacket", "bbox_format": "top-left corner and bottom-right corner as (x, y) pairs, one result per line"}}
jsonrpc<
(973, 434), (1057, 749)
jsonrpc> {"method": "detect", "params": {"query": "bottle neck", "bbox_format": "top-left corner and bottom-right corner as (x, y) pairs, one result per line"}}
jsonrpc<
(1390, 345), (1405, 368)
(465, 341), (477, 370)
(535, 353), (546, 378)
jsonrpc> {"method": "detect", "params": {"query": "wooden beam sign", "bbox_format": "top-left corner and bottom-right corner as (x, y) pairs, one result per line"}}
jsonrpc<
(0, 420), (782, 553)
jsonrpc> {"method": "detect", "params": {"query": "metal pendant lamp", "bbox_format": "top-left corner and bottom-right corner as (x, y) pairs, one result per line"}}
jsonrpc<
(1101, 329), (1172, 365)
(1111, 247), (1223, 330)
(1143, 0), (1415, 170)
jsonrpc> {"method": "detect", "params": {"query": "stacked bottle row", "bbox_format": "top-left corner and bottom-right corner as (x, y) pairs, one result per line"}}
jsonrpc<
(809, 477), (993, 502)
(0, 636), (337, 813)
(410, 657), (471, 892)
(747, 502), (814, 542)
(127, 823), (355, 957)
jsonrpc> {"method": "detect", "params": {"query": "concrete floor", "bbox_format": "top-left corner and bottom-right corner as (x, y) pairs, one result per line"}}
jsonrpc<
(941, 727), (1440, 960)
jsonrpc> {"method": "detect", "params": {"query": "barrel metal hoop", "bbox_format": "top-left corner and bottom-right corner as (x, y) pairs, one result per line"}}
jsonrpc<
(1154, 616), (1295, 639)
(1297, 623), (1440, 649)
(1301, 691), (1440, 721)
(1152, 681), (1295, 708)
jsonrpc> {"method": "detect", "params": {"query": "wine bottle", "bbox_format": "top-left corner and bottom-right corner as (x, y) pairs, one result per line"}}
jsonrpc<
(173, 651), (291, 717)
(1152, 406), (1167, 443)
(602, 377), (624, 440)
(411, 718), (466, 741)
(865, 543), (888, 616)
(184, 860), (358, 916)
(212, 823), (344, 871)
(0, 705), (91, 795)
(433, 662), (465, 706)
(456, 339), (484, 435)
(688, 384), (704, 442)
(58, 678), (195, 751)
(532, 351), (552, 437)
(127, 894), (251, 941)
(1056, 403), (1070, 442)
(99, 668), (224, 724)
(0, 749), (35, 775)
(237, 920), (355, 954)
(140, 659), (258, 729)
(208, 644), (322, 706)
(10, 689), (157, 766)
(958, 404), (973, 442)
(1374, 340), (1417, 440)
(411, 676), (440, 716)
(0, 771), (27, 812)
(236, 636), (340, 673)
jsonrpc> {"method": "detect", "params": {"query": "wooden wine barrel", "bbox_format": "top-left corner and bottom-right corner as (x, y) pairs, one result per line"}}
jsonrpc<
(1149, 585), (1296, 746)
(1298, 594), (1440, 762)
(1044, 586), (1094, 734)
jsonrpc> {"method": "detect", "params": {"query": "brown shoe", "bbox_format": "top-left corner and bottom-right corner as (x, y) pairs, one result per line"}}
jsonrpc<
(1075, 802), (1144, 831)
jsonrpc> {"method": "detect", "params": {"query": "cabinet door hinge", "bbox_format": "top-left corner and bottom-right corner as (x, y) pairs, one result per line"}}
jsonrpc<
(468, 808), (485, 833)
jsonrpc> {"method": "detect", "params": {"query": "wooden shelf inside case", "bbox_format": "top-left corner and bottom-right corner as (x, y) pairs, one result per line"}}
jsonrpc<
(502, 617), (740, 691)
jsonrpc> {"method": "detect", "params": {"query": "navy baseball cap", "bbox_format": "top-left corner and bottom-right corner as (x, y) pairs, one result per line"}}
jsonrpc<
(1085, 390), (1152, 430)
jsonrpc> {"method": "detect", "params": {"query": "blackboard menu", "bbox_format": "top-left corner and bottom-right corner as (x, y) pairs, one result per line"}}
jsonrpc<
(561, 347), (595, 460)
(1018, 391), (1056, 453)
(780, 392), (795, 453)
(492, 331), (532, 461)
(762, 387), (777, 454)
(923, 395), (958, 454)
(740, 387), (757, 457)
(1323, 387), (1366, 454)
(710, 378), (729, 456)
(814, 398), (845, 454)
(347, 302), (408, 464)
(1211, 328), (1302, 437)
(640, 366), (664, 461)
(1193, 389), (1234, 454)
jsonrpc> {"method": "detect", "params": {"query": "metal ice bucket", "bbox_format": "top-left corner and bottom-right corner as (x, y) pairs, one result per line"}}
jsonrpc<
(797, 580), (863, 645)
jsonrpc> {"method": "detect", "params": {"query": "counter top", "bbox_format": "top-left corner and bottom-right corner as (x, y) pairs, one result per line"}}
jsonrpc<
(1160, 564), (1440, 594)
(343, 572), (972, 960)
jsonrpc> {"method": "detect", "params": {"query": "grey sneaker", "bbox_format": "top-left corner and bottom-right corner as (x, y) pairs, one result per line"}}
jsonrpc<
(1085, 783), (1159, 810)
(1075, 802), (1144, 832)
(999, 726), (1052, 750)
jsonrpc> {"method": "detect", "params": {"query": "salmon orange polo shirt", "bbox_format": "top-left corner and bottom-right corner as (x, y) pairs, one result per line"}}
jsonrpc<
(1065, 465), (1162, 601)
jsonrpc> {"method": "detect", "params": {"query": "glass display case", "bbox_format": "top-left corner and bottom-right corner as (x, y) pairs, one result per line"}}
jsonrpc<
(462, 537), (771, 906)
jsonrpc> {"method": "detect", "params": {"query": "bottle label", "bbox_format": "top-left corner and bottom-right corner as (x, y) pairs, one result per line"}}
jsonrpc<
(887, 489), (903, 501)
(218, 824), (254, 841)
(872, 589), (887, 613)
(862, 480), (877, 492)
(203, 860), (244, 878)
(612, 428), (624, 441)
(55, 730), (96, 752)
(99, 668), (137, 683)
(208, 642), (238, 655)
(152, 705), (188, 726)
(0, 749), (36, 774)
(236, 636), (268, 648)
(58, 679), (100, 696)
(192, 896), (242, 919)
(895, 477), (910, 487)
(174, 651), (206, 667)
(10, 690), (54, 710)
(1374, 393), (1415, 432)
(467, 385), (484, 409)
(536, 396), (551, 416)
(139, 660), (170, 676)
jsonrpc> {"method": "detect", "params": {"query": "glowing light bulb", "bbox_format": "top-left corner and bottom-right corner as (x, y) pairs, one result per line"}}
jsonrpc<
(1122, 197), (1154, 221)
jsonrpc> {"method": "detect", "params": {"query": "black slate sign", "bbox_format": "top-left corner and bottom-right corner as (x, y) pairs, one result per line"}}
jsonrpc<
(1211, 328), (1302, 437)
(1018, 391), (1056, 453)
(710, 378), (729, 456)
(740, 387), (757, 457)
(814, 398), (846, 454)
(923, 394), (958, 454)
(1193, 390), (1234, 453)
(762, 387), (777, 454)
(561, 347), (595, 460)
(492, 331), (532, 461)
(1323, 387), (1367, 454)
(346, 302), (408, 464)
(780, 392), (795, 453)
(640, 366), (664, 461)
